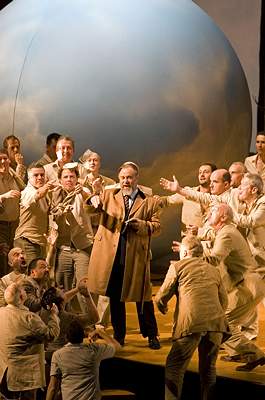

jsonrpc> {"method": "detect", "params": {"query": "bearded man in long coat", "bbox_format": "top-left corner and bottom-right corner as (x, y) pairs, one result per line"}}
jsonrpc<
(86, 161), (161, 349)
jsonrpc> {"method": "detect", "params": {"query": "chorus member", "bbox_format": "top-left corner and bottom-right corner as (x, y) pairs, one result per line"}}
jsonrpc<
(161, 163), (216, 231)
(44, 135), (86, 182)
(0, 283), (59, 400)
(228, 161), (246, 188)
(86, 162), (161, 349)
(3, 135), (26, 181)
(80, 149), (116, 328)
(0, 148), (25, 276)
(0, 247), (27, 306)
(202, 203), (265, 371)
(50, 165), (93, 312)
(36, 132), (61, 166)
(245, 131), (265, 189)
(14, 164), (56, 264)
(155, 235), (229, 400)
(46, 322), (120, 400)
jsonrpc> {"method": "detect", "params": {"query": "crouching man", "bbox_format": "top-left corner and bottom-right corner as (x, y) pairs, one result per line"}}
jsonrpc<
(155, 235), (230, 400)
(0, 283), (60, 400)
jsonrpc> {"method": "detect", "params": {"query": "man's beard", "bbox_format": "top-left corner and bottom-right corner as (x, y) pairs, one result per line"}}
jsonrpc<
(199, 180), (210, 188)
(121, 187), (133, 196)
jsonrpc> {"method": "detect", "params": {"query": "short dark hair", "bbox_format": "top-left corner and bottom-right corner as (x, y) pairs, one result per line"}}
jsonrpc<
(27, 162), (45, 172)
(256, 131), (265, 137)
(222, 171), (231, 184)
(27, 257), (46, 275)
(3, 135), (20, 148)
(58, 165), (79, 179)
(66, 320), (85, 344)
(200, 163), (217, 172)
(46, 133), (61, 146)
(0, 148), (8, 156)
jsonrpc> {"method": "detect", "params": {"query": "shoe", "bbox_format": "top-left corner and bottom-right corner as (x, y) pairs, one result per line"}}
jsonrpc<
(236, 356), (265, 372)
(114, 336), (125, 346)
(220, 355), (244, 363)
(148, 336), (161, 350)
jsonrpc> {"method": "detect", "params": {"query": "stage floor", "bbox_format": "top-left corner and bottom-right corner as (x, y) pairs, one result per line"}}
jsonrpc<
(102, 287), (265, 398)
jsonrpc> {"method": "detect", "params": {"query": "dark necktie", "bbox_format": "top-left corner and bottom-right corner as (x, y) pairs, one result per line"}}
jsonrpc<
(124, 195), (130, 215)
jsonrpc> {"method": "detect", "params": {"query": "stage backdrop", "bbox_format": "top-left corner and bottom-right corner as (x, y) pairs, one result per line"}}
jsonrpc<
(0, 0), (252, 270)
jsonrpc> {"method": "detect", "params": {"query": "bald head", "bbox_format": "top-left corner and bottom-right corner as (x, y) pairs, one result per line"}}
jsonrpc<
(4, 283), (26, 306)
(210, 169), (231, 195)
(207, 203), (233, 229)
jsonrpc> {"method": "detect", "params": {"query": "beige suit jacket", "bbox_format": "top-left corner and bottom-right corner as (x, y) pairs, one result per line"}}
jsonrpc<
(0, 304), (59, 391)
(155, 257), (229, 339)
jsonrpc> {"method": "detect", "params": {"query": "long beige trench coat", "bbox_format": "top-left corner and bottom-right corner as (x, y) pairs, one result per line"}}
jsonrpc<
(86, 187), (161, 302)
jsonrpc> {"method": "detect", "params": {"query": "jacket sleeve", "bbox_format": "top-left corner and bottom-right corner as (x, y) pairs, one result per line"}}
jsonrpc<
(233, 201), (265, 228)
(27, 311), (60, 342)
(204, 231), (232, 266)
(154, 263), (178, 314)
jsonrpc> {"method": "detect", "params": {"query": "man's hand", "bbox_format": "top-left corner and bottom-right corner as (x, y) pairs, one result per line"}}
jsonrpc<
(14, 153), (24, 166)
(49, 303), (59, 316)
(127, 218), (142, 231)
(155, 299), (168, 315)
(37, 182), (57, 199)
(92, 178), (103, 194)
(78, 277), (89, 297)
(186, 224), (198, 236)
(90, 194), (101, 208)
(172, 240), (181, 253)
(160, 175), (180, 193)
(1, 190), (21, 200)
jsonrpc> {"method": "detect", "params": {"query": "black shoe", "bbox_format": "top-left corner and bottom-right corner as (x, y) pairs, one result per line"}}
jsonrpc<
(220, 355), (244, 363)
(236, 356), (265, 372)
(148, 336), (161, 350)
(114, 336), (125, 346)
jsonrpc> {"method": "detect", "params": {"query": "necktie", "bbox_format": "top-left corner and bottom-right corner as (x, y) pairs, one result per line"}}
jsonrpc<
(124, 195), (130, 215)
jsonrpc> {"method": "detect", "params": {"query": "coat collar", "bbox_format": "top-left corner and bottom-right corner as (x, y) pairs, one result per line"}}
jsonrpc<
(114, 187), (147, 217)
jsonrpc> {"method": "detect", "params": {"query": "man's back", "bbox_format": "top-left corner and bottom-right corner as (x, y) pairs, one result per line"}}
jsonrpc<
(51, 342), (115, 400)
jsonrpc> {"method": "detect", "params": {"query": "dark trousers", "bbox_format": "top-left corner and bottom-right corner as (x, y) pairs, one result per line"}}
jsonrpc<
(107, 237), (158, 341)
(110, 297), (158, 341)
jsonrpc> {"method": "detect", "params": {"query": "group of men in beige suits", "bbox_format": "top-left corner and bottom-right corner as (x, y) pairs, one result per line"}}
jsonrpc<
(158, 132), (265, 400)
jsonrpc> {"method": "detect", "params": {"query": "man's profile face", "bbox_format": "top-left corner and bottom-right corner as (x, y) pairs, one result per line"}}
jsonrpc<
(47, 138), (58, 160)
(56, 139), (74, 163)
(256, 135), (265, 155)
(238, 177), (253, 202)
(229, 164), (244, 188)
(60, 169), (77, 191)
(29, 167), (45, 189)
(6, 139), (20, 162)
(210, 171), (228, 195)
(118, 166), (138, 195)
(0, 153), (10, 174)
(198, 165), (212, 186)
(207, 205), (222, 227)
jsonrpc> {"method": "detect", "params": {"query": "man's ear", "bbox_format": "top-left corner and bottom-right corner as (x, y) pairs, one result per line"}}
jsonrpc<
(251, 186), (258, 195)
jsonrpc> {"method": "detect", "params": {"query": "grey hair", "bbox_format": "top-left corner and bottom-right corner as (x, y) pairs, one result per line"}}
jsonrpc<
(229, 161), (247, 173)
(181, 235), (203, 257)
(244, 173), (264, 195)
(4, 283), (22, 306)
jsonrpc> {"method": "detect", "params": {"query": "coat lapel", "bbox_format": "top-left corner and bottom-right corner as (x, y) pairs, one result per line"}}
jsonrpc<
(129, 191), (146, 216)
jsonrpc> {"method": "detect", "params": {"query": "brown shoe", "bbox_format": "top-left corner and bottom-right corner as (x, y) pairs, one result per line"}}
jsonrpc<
(236, 357), (265, 372)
